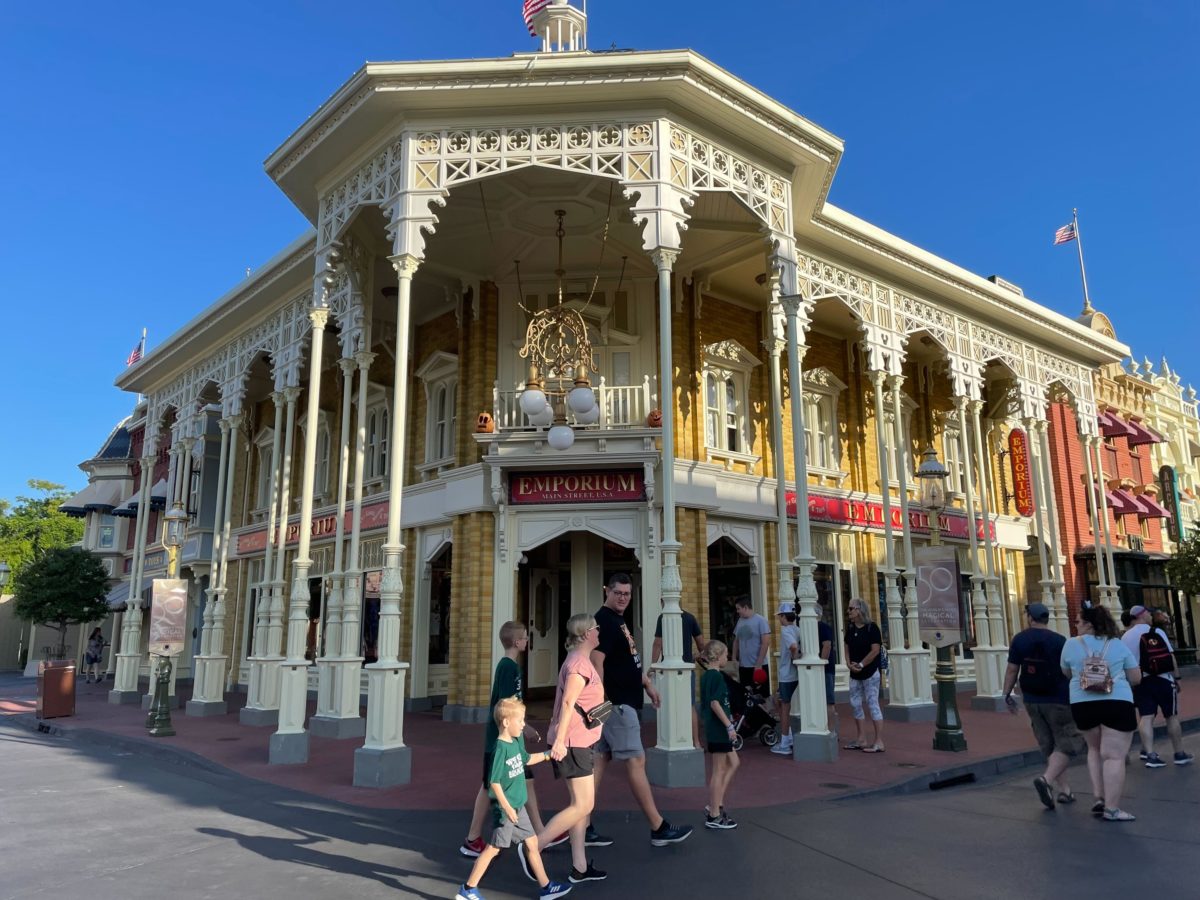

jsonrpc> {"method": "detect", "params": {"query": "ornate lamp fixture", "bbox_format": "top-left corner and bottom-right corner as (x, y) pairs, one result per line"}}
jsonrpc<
(517, 209), (601, 450)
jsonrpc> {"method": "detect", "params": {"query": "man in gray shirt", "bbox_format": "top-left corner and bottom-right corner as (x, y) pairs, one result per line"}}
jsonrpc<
(731, 597), (770, 688)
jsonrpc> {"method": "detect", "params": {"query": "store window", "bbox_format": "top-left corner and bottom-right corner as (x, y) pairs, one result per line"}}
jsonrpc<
(428, 546), (452, 666)
(298, 411), (332, 501)
(702, 340), (762, 462)
(416, 352), (459, 468)
(707, 538), (752, 650)
(360, 384), (390, 484)
(802, 367), (847, 474)
(252, 428), (275, 513)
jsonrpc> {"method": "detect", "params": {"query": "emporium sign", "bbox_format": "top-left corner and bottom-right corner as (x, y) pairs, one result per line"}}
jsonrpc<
(509, 470), (645, 505)
(235, 499), (389, 556)
(1008, 428), (1035, 517)
(786, 489), (995, 541)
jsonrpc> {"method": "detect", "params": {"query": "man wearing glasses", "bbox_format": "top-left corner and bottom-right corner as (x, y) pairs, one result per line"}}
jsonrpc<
(590, 572), (693, 848)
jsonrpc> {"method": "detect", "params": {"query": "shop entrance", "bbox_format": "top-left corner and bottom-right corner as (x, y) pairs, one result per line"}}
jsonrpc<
(708, 538), (752, 649)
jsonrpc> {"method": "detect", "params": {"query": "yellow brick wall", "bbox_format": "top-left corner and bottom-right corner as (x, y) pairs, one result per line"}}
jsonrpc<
(449, 511), (495, 707)
(675, 507), (709, 638)
(457, 282), (500, 465)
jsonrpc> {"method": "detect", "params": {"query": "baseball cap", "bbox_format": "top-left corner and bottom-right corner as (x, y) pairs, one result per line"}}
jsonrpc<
(776, 602), (796, 615)
(1129, 605), (1149, 618)
(1025, 602), (1050, 623)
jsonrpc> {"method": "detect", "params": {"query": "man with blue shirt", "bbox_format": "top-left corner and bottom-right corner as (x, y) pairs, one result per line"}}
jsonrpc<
(1004, 602), (1084, 810)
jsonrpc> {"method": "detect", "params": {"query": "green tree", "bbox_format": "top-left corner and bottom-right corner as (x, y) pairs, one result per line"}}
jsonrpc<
(13, 547), (111, 659)
(1166, 531), (1200, 598)
(0, 480), (85, 584)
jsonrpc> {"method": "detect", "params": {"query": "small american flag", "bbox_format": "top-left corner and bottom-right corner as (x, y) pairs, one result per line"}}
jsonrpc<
(126, 334), (145, 366)
(1053, 222), (1077, 245)
(523, 0), (552, 35)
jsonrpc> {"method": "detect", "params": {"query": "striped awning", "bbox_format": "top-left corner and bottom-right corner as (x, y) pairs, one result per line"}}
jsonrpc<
(1126, 419), (1165, 447)
(106, 581), (130, 610)
(1134, 493), (1172, 519)
(1105, 489), (1141, 516)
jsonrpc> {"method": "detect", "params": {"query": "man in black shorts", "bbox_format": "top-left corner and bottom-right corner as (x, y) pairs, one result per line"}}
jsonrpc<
(590, 573), (693, 848)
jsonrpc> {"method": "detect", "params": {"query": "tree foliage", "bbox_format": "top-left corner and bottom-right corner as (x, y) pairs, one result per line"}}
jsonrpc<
(0, 480), (85, 587)
(1166, 531), (1200, 598)
(13, 547), (111, 658)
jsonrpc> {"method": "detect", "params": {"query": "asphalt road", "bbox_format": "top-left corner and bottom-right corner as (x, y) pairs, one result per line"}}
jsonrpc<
(1, 719), (1196, 900)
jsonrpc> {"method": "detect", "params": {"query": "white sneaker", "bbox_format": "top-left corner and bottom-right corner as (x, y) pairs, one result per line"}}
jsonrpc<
(770, 742), (792, 755)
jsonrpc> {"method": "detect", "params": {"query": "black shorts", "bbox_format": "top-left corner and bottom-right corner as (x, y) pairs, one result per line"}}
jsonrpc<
(1071, 699), (1137, 733)
(706, 741), (734, 754)
(1134, 677), (1178, 718)
(551, 746), (595, 780)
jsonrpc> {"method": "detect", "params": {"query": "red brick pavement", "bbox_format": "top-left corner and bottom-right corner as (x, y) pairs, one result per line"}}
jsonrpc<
(6, 676), (1198, 814)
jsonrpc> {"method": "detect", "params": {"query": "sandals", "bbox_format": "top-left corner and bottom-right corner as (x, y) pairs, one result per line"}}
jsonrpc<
(861, 745), (885, 753)
(1033, 776), (1056, 810)
(1057, 791), (1076, 804)
(1091, 800), (1105, 817)
(1103, 808), (1136, 822)
(843, 741), (863, 750)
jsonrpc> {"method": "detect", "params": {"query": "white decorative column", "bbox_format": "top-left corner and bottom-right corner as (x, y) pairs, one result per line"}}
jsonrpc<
(272, 309), (330, 764)
(954, 395), (998, 701)
(889, 375), (934, 718)
(968, 400), (1007, 709)
(645, 248), (704, 788)
(242, 389), (291, 726)
(870, 369), (911, 713)
(1029, 418), (1068, 635)
(782, 287), (836, 762)
(187, 414), (233, 715)
(110, 452), (155, 704)
(765, 296), (796, 636)
(354, 257), (416, 787)
(311, 355), (367, 739)
(1086, 432), (1121, 611)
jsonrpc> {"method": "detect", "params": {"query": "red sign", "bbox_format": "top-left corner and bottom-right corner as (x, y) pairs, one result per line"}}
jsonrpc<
(786, 489), (995, 541)
(510, 470), (645, 505)
(235, 498), (389, 556)
(1008, 428), (1035, 517)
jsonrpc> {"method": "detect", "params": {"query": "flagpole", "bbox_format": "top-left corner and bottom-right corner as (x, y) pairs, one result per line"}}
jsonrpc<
(1072, 208), (1094, 316)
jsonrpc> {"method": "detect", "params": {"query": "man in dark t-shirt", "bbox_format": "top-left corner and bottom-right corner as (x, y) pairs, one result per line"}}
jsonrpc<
(1003, 602), (1084, 810)
(591, 573), (693, 848)
(652, 607), (706, 749)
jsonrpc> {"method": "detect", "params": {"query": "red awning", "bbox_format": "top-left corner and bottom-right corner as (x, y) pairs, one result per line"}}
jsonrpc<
(1134, 494), (1172, 519)
(1100, 412), (1138, 439)
(1126, 419), (1165, 446)
(1106, 489), (1141, 516)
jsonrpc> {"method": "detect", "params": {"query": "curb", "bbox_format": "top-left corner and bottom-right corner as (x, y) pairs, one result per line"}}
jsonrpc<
(832, 712), (1200, 802)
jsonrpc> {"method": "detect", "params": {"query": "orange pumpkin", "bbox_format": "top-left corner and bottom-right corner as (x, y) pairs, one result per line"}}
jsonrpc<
(646, 408), (663, 428)
(475, 411), (495, 433)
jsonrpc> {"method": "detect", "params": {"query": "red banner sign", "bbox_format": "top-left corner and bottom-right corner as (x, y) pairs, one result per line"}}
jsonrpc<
(786, 490), (994, 541)
(235, 498), (389, 556)
(1008, 428), (1035, 517)
(510, 470), (645, 505)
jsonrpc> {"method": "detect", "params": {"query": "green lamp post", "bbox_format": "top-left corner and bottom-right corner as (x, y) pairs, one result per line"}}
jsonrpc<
(147, 502), (188, 737)
(916, 446), (967, 752)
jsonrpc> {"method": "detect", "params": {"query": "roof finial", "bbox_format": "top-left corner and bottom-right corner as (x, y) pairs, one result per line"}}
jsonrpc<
(524, 0), (588, 53)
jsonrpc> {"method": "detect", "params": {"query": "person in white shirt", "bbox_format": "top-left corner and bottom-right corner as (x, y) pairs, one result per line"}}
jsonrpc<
(1120, 605), (1192, 768)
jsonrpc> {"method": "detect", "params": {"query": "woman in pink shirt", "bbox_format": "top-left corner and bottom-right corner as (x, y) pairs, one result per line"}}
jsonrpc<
(535, 613), (606, 883)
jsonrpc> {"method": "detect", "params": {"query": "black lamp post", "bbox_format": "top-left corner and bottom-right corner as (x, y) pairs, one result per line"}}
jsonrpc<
(916, 447), (967, 752)
(147, 502), (187, 737)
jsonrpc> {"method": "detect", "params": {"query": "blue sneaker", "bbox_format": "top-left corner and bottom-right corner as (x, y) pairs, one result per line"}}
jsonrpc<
(456, 885), (484, 900)
(1175, 751), (1194, 766)
(1145, 753), (1167, 768)
(540, 881), (573, 898)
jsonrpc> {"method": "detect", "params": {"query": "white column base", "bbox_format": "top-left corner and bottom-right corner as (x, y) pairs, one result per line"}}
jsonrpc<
(789, 663), (836, 762)
(969, 647), (1008, 709)
(269, 661), (312, 764)
(110, 653), (143, 703)
(883, 648), (936, 721)
(310, 657), (366, 739)
(646, 663), (705, 787)
(788, 714), (839, 762)
(354, 662), (411, 787)
(186, 653), (229, 715)
(240, 656), (283, 726)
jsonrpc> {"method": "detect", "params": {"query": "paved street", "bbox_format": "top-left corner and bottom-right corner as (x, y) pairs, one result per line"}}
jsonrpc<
(2, 716), (1197, 900)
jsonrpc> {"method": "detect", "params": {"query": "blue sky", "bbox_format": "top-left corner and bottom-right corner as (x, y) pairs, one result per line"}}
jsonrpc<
(1, 1), (1196, 504)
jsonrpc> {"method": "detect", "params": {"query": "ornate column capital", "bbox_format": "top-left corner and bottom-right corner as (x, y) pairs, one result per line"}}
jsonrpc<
(869, 368), (888, 389)
(649, 247), (679, 272)
(309, 307), (331, 331)
(354, 350), (377, 371)
(389, 254), (421, 280)
(337, 356), (357, 377)
(282, 385), (302, 405)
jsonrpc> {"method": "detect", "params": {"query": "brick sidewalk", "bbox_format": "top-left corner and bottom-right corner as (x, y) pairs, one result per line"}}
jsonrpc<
(5, 674), (1198, 813)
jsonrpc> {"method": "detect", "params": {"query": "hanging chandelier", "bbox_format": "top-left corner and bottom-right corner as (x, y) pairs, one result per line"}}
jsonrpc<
(517, 209), (603, 451)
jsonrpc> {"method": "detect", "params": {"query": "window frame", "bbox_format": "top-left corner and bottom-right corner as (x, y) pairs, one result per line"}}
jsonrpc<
(701, 339), (762, 469)
(415, 351), (459, 475)
(801, 366), (848, 477)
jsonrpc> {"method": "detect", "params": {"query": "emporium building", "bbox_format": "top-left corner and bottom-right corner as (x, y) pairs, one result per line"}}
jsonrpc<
(95, 3), (1127, 782)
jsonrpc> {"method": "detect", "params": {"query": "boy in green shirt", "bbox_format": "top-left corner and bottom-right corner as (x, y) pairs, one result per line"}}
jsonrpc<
(457, 697), (571, 900)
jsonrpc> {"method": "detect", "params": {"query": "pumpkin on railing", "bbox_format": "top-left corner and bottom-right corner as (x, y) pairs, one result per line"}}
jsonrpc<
(475, 411), (495, 433)
(646, 408), (663, 428)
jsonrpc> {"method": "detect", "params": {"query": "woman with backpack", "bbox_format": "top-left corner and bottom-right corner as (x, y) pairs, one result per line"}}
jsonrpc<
(1060, 604), (1142, 822)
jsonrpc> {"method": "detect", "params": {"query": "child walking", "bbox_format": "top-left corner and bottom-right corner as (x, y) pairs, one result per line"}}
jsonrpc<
(698, 640), (740, 830)
(456, 697), (572, 900)
(461, 622), (558, 858)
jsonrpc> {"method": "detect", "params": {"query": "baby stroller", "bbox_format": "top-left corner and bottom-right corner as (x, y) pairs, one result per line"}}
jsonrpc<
(724, 671), (779, 751)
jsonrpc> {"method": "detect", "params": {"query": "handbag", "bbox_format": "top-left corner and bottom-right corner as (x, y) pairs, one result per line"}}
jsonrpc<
(575, 700), (614, 729)
(1078, 638), (1114, 694)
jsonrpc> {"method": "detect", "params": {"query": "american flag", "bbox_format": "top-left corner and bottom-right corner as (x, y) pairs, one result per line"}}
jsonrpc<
(126, 334), (145, 366)
(1053, 222), (1077, 245)
(523, 0), (552, 35)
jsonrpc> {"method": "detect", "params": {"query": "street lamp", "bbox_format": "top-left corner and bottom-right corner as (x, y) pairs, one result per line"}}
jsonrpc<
(916, 446), (967, 752)
(147, 502), (188, 737)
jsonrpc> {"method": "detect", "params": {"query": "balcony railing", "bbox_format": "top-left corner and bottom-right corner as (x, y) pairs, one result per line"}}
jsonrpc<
(493, 375), (655, 432)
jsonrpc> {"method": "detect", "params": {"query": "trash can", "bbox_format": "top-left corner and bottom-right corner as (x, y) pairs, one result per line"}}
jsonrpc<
(37, 660), (76, 719)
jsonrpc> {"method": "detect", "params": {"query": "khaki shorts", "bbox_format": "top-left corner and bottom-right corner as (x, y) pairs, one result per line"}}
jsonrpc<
(1026, 702), (1085, 758)
(594, 704), (644, 760)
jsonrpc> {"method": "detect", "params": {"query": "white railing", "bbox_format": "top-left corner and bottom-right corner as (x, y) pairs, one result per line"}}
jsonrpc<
(493, 375), (655, 433)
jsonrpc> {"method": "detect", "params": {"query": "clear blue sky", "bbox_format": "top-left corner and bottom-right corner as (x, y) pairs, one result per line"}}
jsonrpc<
(1, 1), (1196, 504)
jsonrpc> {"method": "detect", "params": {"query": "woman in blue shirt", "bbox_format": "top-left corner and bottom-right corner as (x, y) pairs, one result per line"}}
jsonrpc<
(1059, 604), (1142, 822)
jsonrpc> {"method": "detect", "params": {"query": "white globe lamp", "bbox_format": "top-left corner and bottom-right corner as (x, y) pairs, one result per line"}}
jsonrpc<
(547, 424), (576, 451)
